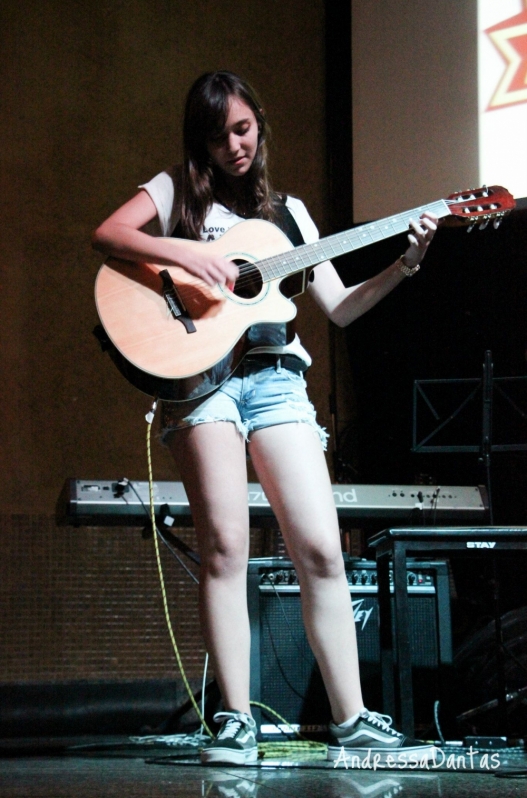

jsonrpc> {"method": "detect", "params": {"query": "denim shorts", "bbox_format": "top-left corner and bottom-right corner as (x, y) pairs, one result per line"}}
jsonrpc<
(161, 358), (328, 449)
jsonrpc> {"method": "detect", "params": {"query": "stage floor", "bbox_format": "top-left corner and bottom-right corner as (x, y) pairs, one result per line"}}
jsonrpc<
(1, 737), (526, 798)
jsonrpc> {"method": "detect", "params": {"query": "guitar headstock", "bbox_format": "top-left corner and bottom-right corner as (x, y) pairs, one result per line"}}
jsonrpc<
(445, 185), (515, 230)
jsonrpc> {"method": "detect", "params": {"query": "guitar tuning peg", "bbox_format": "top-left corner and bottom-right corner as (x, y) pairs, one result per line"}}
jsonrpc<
(479, 220), (489, 230)
(493, 218), (502, 229)
(482, 185), (488, 197)
(467, 223), (476, 233)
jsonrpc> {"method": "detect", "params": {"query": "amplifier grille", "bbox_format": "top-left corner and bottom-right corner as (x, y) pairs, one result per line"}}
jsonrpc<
(249, 558), (451, 732)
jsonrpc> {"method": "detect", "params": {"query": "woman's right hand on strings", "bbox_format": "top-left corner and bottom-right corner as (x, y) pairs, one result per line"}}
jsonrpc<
(178, 248), (239, 287)
(92, 189), (238, 287)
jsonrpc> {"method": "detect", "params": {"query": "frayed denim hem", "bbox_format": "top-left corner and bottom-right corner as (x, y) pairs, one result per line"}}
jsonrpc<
(161, 416), (329, 451)
(160, 415), (248, 446)
(247, 418), (329, 451)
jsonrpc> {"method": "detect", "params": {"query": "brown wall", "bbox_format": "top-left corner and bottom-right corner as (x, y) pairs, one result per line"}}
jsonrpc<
(0, 0), (329, 517)
(0, 515), (272, 685)
(0, 0), (331, 689)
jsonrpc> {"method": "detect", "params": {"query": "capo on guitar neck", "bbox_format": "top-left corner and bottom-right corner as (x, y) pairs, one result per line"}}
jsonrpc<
(159, 269), (196, 334)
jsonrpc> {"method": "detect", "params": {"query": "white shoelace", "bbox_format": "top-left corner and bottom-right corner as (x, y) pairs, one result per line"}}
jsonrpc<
(219, 719), (244, 739)
(362, 711), (399, 736)
(214, 712), (252, 740)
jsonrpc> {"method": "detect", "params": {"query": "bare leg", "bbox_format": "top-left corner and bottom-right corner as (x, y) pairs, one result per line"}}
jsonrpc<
(167, 422), (252, 715)
(250, 422), (364, 724)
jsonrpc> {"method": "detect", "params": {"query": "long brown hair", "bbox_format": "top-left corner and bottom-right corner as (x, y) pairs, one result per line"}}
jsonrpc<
(180, 71), (279, 240)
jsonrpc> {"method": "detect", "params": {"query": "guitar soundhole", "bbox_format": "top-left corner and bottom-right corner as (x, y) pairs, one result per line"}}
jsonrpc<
(231, 259), (263, 299)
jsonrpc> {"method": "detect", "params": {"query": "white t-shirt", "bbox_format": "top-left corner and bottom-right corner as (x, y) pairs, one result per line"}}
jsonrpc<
(139, 167), (321, 367)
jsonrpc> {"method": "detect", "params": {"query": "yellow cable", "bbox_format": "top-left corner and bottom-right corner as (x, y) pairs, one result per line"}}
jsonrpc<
(146, 405), (213, 738)
(250, 700), (327, 758)
(258, 742), (327, 759)
(250, 700), (305, 738)
(145, 403), (327, 754)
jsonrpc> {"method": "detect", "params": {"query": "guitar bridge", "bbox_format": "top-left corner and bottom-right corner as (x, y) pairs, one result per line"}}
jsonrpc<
(159, 269), (196, 334)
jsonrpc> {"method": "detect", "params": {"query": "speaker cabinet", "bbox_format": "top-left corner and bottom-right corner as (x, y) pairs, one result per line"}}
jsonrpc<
(248, 556), (451, 736)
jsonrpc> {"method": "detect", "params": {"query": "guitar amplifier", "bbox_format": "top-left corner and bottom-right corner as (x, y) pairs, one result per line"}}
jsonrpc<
(247, 556), (452, 737)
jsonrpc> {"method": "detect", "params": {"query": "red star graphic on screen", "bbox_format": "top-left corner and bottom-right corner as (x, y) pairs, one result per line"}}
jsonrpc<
(485, 1), (527, 110)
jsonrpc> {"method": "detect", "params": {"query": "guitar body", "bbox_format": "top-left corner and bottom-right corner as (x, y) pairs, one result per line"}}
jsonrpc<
(95, 219), (299, 401)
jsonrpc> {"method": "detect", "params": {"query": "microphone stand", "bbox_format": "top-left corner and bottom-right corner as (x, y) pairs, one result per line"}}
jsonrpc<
(480, 351), (507, 735)
(480, 350), (494, 524)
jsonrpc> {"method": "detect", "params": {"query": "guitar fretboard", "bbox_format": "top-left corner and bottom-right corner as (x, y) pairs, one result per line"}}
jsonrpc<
(257, 199), (450, 282)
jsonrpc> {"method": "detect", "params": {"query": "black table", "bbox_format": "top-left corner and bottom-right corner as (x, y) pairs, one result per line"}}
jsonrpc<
(369, 526), (527, 737)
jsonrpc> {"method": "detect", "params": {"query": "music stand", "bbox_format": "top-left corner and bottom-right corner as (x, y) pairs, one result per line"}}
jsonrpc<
(411, 351), (527, 734)
(412, 350), (527, 524)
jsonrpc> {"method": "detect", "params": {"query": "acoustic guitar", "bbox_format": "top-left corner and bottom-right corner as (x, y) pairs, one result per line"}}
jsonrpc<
(95, 185), (515, 402)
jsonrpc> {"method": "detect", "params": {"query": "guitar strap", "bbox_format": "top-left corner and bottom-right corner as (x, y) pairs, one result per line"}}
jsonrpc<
(274, 195), (306, 248)
(272, 198), (306, 345)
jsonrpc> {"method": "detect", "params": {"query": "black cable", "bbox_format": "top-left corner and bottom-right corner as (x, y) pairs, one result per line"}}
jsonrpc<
(121, 478), (200, 583)
(157, 530), (199, 585)
(495, 771), (527, 779)
(269, 582), (316, 667)
(262, 606), (310, 702)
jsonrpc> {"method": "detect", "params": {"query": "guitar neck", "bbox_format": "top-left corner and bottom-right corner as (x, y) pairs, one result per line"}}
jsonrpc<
(258, 198), (451, 282)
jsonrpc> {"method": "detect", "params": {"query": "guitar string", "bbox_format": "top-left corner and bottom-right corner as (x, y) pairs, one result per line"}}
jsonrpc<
(231, 220), (406, 288)
(227, 196), (506, 291)
(229, 204), (433, 290)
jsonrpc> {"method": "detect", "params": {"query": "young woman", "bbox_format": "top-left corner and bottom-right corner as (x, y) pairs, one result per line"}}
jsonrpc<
(93, 71), (438, 765)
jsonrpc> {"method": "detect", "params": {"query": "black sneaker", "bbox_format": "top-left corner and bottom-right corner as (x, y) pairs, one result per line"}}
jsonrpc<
(327, 709), (438, 767)
(201, 711), (258, 765)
